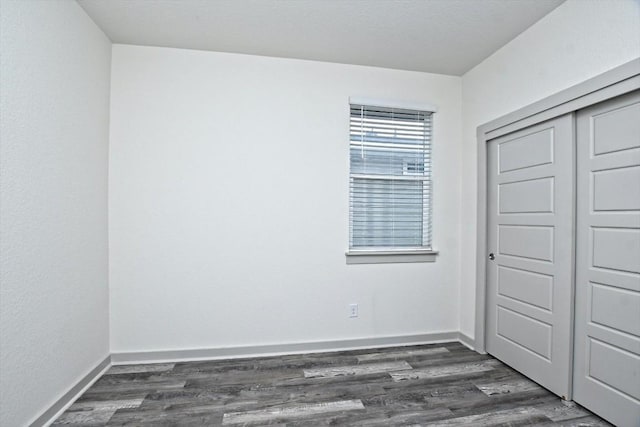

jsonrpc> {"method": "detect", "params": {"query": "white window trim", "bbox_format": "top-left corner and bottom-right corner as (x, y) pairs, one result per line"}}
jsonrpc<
(349, 96), (438, 113)
(346, 97), (439, 264)
(345, 249), (439, 264)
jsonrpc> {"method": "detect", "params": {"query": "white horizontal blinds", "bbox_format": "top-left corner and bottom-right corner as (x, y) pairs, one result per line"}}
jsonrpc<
(349, 104), (432, 248)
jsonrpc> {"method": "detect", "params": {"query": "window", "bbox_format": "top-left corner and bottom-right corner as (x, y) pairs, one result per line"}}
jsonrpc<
(348, 102), (435, 260)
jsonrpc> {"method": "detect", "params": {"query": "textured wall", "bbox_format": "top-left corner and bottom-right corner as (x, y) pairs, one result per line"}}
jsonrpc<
(0, 1), (111, 425)
(459, 0), (640, 338)
(108, 45), (463, 353)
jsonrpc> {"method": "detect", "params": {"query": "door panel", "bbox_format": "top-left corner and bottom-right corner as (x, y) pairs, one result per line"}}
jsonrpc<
(497, 266), (553, 310)
(593, 166), (640, 211)
(499, 177), (554, 213)
(574, 90), (640, 427)
(498, 225), (554, 261)
(486, 114), (574, 399)
(498, 127), (554, 172)
(497, 307), (552, 359)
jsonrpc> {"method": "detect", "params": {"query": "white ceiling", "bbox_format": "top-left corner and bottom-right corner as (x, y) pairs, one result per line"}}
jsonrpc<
(78, 0), (565, 76)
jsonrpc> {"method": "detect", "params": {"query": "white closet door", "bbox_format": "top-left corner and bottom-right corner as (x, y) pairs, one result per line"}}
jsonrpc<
(574, 90), (640, 427)
(486, 114), (574, 399)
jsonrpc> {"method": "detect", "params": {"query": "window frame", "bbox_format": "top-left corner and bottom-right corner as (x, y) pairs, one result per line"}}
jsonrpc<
(345, 97), (439, 264)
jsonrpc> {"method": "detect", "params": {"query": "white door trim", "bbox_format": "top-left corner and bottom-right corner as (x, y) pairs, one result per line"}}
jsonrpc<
(474, 58), (640, 354)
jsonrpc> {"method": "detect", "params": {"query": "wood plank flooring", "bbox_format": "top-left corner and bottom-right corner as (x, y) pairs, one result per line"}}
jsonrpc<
(53, 343), (610, 426)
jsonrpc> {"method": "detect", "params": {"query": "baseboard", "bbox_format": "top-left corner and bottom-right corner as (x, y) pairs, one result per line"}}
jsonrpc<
(29, 331), (477, 425)
(457, 332), (476, 351)
(111, 331), (461, 364)
(29, 355), (111, 427)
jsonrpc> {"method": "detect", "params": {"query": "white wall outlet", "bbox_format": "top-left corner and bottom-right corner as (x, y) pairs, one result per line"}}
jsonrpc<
(349, 303), (358, 318)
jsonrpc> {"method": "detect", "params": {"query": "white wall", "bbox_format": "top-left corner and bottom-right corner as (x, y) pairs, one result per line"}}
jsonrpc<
(109, 45), (462, 353)
(0, 1), (111, 425)
(459, 0), (640, 338)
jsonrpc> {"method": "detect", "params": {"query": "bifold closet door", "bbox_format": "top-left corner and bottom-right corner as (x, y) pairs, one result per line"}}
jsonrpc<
(573, 90), (640, 427)
(486, 114), (574, 399)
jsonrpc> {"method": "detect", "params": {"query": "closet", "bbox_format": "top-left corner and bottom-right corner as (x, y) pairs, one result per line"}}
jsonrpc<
(484, 89), (640, 427)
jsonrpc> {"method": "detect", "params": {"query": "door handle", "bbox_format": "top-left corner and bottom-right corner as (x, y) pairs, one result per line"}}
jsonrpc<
(489, 253), (495, 260)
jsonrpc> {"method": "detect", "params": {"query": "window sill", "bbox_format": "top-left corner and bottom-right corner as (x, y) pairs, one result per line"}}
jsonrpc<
(345, 249), (439, 264)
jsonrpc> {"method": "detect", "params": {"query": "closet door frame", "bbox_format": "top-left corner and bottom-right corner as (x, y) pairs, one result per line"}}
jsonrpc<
(474, 58), (640, 355)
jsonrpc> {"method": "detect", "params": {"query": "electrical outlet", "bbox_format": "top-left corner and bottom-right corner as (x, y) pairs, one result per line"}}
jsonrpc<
(349, 303), (358, 318)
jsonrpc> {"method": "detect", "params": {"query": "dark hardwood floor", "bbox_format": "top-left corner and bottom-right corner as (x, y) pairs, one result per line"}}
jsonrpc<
(53, 342), (610, 426)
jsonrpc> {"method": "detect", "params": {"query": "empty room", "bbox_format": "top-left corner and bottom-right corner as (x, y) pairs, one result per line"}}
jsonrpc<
(1, 0), (639, 425)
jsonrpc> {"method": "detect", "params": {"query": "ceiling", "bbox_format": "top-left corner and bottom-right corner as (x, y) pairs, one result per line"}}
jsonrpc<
(78, 0), (565, 76)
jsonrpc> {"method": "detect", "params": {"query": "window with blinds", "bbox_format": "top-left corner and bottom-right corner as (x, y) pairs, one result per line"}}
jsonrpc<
(349, 104), (433, 249)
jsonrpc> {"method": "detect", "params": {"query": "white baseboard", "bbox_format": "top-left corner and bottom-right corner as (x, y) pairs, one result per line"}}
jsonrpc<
(111, 331), (462, 365)
(29, 355), (111, 427)
(457, 332), (476, 351)
(32, 331), (478, 425)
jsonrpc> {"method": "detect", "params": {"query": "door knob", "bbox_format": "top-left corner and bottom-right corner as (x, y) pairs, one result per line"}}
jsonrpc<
(489, 253), (495, 260)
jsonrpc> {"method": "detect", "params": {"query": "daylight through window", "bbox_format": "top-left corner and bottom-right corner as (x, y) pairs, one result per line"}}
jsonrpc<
(349, 104), (433, 249)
